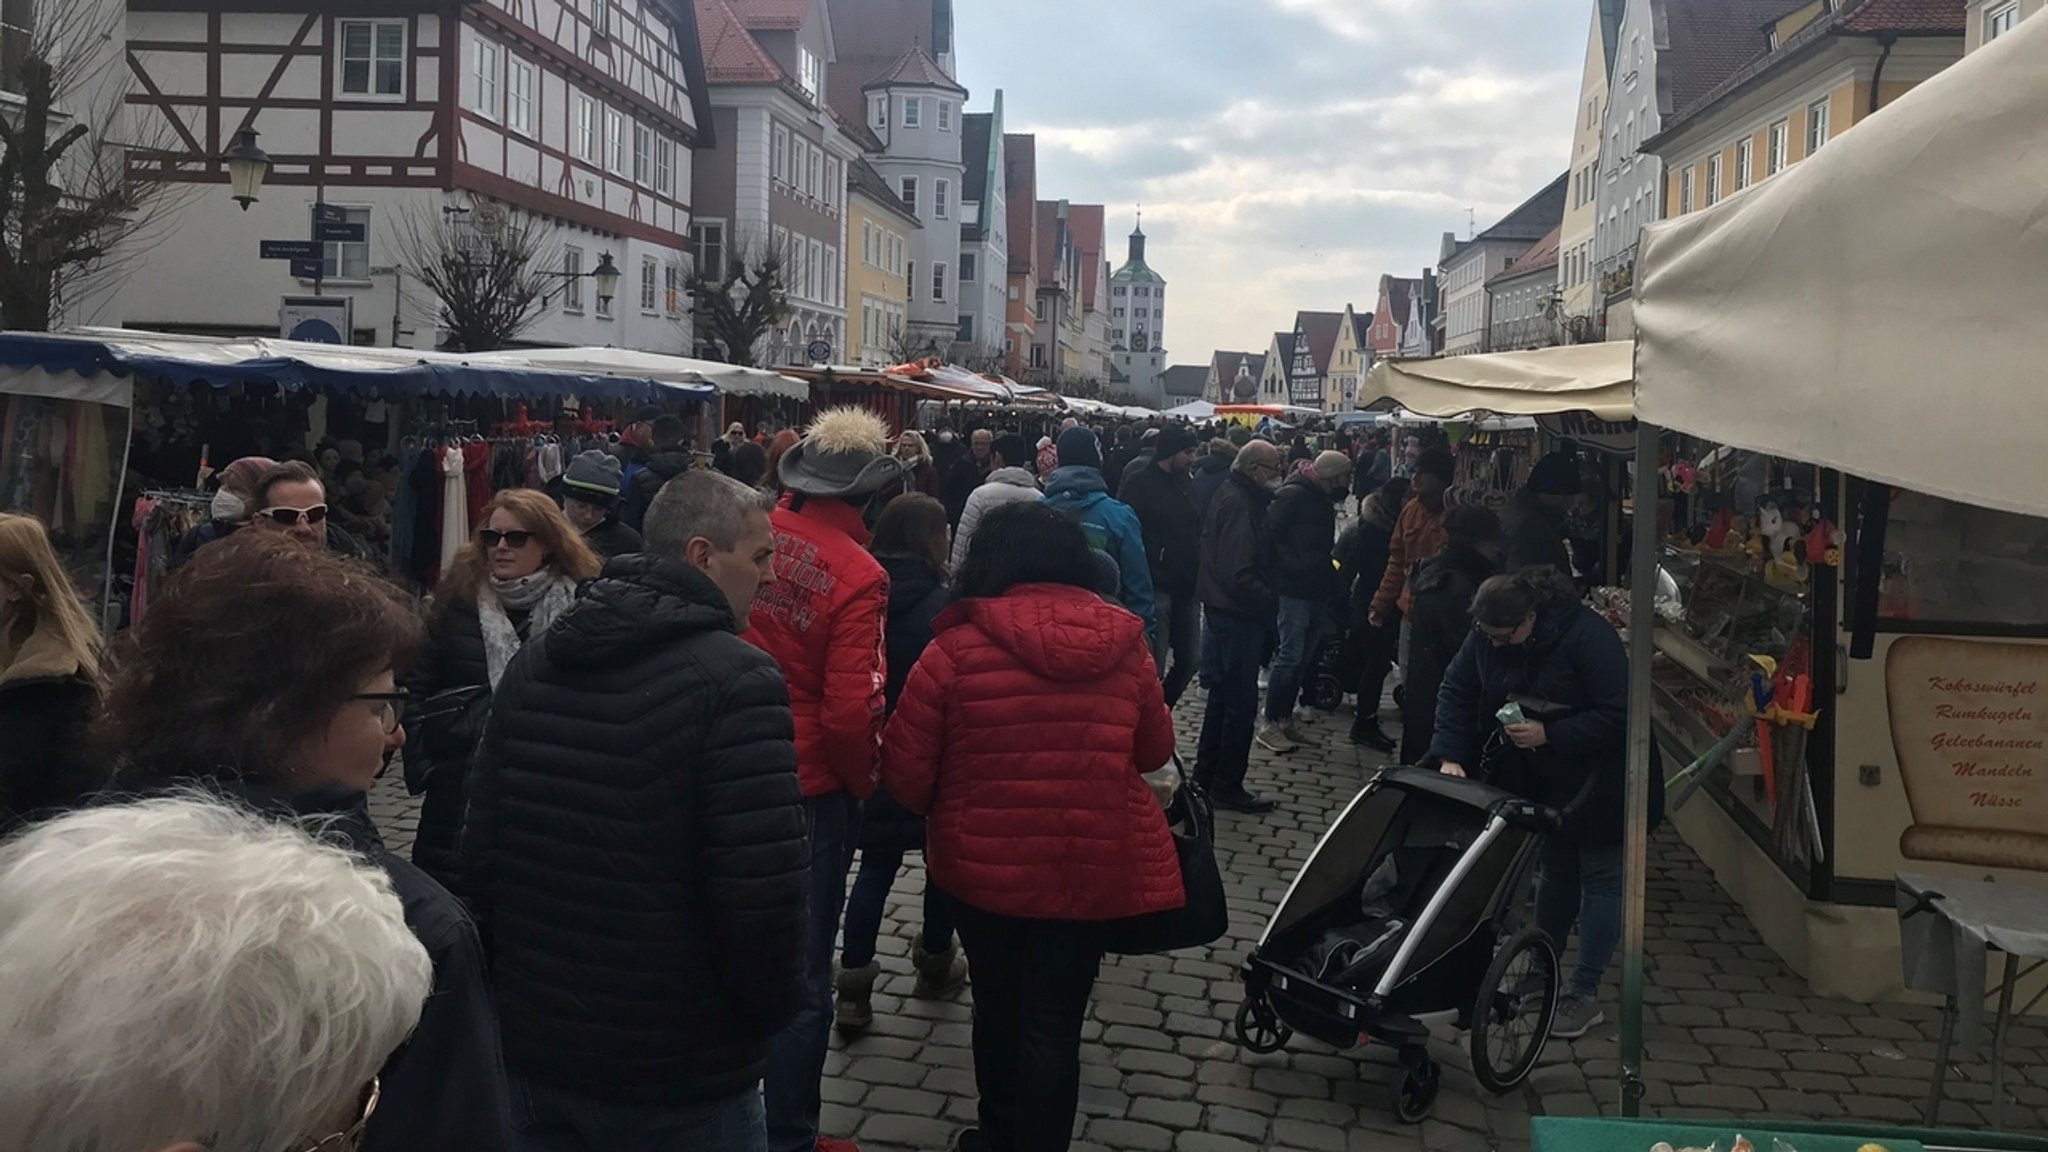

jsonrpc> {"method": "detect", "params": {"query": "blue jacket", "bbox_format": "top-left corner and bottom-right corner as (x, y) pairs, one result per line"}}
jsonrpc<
(1041, 465), (1157, 635)
(1431, 599), (1660, 844)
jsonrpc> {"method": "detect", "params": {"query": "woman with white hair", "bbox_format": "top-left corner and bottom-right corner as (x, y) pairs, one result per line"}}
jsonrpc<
(0, 796), (432, 1152)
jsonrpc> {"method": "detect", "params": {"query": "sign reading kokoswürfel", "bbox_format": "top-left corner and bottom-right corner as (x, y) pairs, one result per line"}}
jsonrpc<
(1888, 637), (2048, 872)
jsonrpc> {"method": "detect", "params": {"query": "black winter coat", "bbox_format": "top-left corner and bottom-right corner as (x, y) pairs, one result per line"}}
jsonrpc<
(1266, 472), (1341, 601)
(1402, 543), (1499, 761)
(943, 454), (993, 527)
(113, 774), (514, 1151)
(0, 669), (100, 833)
(864, 552), (949, 854)
(1119, 461), (1202, 596)
(1198, 471), (1276, 621)
(583, 515), (643, 560)
(1332, 506), (1397, 630)
(463, 555), (808, 1103)
(1189, 454), (1233, 522)
(1431, 598), (1661, 845)
(623, 448), (695, 532)
(1501, 488), (1572, 576)
(401, 597), (491, 900)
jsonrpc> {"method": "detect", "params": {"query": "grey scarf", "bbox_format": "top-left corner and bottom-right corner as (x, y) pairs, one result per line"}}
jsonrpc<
(477, 572), (577, 688)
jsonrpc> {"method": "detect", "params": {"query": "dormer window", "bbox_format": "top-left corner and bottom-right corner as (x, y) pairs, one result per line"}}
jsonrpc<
(798, 48), (819, 102)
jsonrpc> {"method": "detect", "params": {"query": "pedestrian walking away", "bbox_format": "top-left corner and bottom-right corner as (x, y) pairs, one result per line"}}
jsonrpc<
(1332, 478), (1408, 753)
(99, 532), (515, 1150)
(621, 414), (695, 533)
(746, 408), (907, 1152)
(1117, 423), (1204, 707)
(882, 501), (1183, 1152)
(948, 434), (1040, 570)
(403, 489), (600, 903)
(1041, 426), (1157, 638)
(1400, 504), (1502, 766)
(1501, 450), (1582, 577)
(942, 427), (996, 528)
(464, 470), (807, 1152)
(1433, 566), (1661, 1042)
(1193, 439), (1284, 815)
(837, 494), (968, 1035)
(1260, 450), (1350, 750)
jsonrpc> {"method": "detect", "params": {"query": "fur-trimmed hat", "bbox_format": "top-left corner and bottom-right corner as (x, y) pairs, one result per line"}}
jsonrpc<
(777, 408), (906, 499)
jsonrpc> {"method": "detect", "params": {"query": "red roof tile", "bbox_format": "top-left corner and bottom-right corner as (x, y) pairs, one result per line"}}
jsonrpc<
(1069, 204), (1105, 311)
(1489, 225), (1561, 285)
(694, 0), (784, 84)
(1839, 0), (1962, 33)
(862, 44), (965, 93)
(727, 0), (812, 30)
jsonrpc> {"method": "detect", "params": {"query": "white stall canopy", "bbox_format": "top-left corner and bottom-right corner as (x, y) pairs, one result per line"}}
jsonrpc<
(1634, 16), (2048, 519)
(1360, 343), (1634, 422)
(461, 346), (806, 402)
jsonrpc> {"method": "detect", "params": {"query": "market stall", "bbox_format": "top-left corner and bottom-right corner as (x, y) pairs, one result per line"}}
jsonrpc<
(0, 330), (707, 618)
(1593, 13), (2048, 1142)
(783, 363), (999, 434)
(461, 346), (805, 450)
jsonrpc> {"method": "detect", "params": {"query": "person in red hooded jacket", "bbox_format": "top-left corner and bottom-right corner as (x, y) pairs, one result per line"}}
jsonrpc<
(745, 407), (905, 1152)
(884, 500), (1183, 1152)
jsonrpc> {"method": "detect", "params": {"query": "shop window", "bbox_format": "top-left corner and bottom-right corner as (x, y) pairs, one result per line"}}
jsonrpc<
(1879, 491), (2048, 628)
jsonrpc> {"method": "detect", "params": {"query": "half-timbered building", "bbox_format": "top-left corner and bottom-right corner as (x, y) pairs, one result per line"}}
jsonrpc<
(113, 0), (711, 349)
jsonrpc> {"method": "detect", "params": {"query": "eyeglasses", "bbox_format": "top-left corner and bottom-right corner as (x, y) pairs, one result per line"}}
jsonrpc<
(353, 692), (409, 735)
(478, 529), (536, 549)
(298, 1076), (379, 1151)
(260, 504), (328, 527)
(1473, 621), (1523, 644)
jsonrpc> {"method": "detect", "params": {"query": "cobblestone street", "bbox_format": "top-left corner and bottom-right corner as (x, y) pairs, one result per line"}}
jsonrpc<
(368, 703), (2048, 1151)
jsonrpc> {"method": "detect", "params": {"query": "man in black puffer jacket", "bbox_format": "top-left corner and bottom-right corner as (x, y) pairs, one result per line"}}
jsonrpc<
(1259, 450), (1350, 747)
(464, 469), (806, 1150)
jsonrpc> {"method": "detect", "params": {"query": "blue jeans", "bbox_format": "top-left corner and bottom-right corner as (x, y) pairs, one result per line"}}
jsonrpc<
(1264, 596), (1326, 723)
(840, 845), (954, 970)
(1194, 607), (1268, 797)
(510, 1078), (766, 1152)
(1536, 837), (1623, 997)
(765, 792), (855, 1152)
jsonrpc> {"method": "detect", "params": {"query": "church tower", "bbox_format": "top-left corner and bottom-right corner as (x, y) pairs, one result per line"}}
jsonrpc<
(1108, 214), (1167, 407)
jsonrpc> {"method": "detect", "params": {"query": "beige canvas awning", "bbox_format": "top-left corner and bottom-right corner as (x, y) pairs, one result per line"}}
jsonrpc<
(1359, 342), (1634, 421)
(1634, 16), (2048, 519)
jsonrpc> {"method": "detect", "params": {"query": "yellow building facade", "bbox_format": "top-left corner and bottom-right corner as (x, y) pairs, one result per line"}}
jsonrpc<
(1647, 6), (1961, 222)
(1326, 305), (1368, 413)
(846, 163), (919, 367)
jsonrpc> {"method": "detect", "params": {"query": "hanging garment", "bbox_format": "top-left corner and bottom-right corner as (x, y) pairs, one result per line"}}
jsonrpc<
(537, 440), (564, 485)
(462, 440), (491, 529)
(392, 447), (420, 573)
(130, 497), (156, 627)
(439, 446), (468, 577)
(408, 448), (445, 588)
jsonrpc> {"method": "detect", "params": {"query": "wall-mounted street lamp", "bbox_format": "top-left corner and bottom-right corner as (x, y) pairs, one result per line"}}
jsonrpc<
(542, 250), (622, 309)
(224, 127), (272, 210)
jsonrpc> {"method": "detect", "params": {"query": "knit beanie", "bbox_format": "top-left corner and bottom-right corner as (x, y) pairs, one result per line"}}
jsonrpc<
(1312, 450), (1353, 483)
(1056, 426), (1103, 470)
(1527, 451), (1583, 496)
(563, 449), (624, 504)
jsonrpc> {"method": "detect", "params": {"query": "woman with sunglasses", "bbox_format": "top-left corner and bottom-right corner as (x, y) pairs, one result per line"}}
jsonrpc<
(404, 489), (601, 897)
(1431, 563), (1651, 1044)
(101, 532), (514, 1150)
(250, 460), (369, 562)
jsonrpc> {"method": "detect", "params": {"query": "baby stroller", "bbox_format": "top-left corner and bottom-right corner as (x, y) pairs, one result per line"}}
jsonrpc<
(1233, 765), (1562, 1123)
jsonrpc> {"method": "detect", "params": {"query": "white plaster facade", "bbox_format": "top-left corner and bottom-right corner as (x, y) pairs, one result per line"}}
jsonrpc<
(859, 53), (965, 351)
(1593, 0), (1662, 279)
(953, 96), (1006, 360)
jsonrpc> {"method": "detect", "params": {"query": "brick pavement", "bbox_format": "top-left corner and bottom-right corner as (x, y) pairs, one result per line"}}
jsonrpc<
(368, 702), (2048, 1151)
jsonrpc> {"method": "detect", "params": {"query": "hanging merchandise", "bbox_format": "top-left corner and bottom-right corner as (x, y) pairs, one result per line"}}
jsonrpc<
(439, 444), (468, 575)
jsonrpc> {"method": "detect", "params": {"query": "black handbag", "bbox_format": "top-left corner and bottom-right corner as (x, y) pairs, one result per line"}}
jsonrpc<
(1101, 774), (1230, 956)
(403, 685), (491, 795)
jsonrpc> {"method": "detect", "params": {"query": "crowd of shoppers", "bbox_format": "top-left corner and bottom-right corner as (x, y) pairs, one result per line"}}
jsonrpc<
(0, 397), (1641, 1152)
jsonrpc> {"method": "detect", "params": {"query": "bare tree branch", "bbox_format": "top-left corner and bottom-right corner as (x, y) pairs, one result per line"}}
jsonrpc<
(390, 201), (558, 352)
(0, 0), (199, 329)
(683, 238), (790, 368)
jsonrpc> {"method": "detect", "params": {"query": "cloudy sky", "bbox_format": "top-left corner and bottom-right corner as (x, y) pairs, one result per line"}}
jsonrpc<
(953, 0), (1588, 364)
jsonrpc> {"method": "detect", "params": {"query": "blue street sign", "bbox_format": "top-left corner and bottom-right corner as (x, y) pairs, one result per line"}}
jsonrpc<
(312, 203), (347, 226)
(314, 223), (365, 243)
(260, 239), (321, 260)
(289, 258), (326, 279)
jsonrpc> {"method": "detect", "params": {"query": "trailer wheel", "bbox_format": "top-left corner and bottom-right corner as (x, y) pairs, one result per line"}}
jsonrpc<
(1393, 1051), (1440, 1123)
(1234, 996), (1291, 1055)
(1470, 925), (1559, 1094)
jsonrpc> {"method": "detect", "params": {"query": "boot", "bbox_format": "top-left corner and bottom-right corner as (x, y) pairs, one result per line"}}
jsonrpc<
(834, 961), (880, 1035)
(911, 940), (968, 997)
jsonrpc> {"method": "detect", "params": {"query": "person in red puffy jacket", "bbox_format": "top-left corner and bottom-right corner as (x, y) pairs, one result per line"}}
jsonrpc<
(744, 408), (906, 1152)
(883, 501), (1183, 1152)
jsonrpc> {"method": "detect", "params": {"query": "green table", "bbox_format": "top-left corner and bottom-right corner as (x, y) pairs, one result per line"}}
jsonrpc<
(1533, 1118), (2048, 1152)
